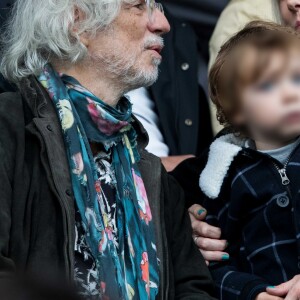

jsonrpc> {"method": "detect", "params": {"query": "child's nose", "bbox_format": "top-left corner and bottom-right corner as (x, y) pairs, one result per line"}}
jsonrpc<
(287, 0), (300, 12)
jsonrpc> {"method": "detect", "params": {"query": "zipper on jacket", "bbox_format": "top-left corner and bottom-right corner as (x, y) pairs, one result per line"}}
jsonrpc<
(273, 164), (290, 186)
(271, 147), (296, 198)
(272, 162), (292, 199)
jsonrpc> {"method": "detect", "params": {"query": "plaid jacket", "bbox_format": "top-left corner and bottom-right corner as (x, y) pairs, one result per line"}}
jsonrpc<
(199, 134), (300, 300)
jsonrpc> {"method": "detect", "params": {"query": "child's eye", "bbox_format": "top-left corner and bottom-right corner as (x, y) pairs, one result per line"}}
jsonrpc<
(257, 81), (275, 92)
(292, 74), (300, 85)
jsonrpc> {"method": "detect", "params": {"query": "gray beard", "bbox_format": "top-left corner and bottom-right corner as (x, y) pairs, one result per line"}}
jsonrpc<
(90, 50), (161, 93)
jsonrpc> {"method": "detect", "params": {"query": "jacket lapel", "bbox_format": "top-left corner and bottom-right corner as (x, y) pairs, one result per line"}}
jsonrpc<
(20, 77), (75, 279)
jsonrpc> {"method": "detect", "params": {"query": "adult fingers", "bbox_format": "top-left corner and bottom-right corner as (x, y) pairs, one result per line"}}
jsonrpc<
(267, 277), (298, 297)
(194, 236), (228, 251)
(285, 291), (300, 300)
(191, 219), (222, 239)
(256, 292), (283, 300)
(284, 286), (300, 300)
(188, 204), (207, 221)
(199, 250), (230, 262)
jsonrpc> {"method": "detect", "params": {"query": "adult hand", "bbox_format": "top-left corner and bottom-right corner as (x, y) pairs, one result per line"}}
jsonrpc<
(255, 292), (283, 300)
(267, 275), (300, 300)
(161, 155), (195, 172)
(188, 204), (229, 264)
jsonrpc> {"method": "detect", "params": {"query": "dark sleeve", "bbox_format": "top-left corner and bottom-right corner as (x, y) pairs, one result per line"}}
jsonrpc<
(170, 128), (235, 208)
(0, 142), (15, 275)
(209, 264), (269, 300)
(164, 173), (216, 300)
(170, 155), (208, 209)
(202, 191), (269, 300)
(0, 93), (21, 275)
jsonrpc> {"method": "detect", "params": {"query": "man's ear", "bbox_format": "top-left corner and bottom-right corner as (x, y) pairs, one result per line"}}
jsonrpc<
(72, 6), (89, 48)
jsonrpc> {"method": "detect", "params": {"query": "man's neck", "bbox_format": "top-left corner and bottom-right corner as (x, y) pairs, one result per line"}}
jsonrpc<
(54, 63), (124, 107)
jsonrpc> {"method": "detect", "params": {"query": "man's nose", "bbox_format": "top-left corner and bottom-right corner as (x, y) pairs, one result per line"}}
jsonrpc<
(148, 10), (171, 35)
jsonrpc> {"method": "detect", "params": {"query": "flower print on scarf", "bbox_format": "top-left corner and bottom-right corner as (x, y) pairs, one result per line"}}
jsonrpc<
(95, 181), (102, 194)
(85, 207), (103, 232)
(57, 99), (75, 131)
(127, 284), (135, 300)
(132, 170), (152, 225)
(98, 229), (108, 253)
(72, 152), (84, 175)
(124, 134), (136, 164)
(141, 252), (150, 296)
(87, 97), (129, 136)
(128, 232), (135, 257)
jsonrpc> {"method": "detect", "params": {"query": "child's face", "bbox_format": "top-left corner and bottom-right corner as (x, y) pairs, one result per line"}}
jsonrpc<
(237, 50), (300, 142)
(280, 0), (300, 31)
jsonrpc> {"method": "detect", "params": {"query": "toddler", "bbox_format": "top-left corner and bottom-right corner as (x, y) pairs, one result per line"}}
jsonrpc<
(201, 21), (300, 300)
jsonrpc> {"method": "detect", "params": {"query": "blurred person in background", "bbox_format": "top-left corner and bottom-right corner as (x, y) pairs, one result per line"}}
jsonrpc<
(0, 0), (216, 299)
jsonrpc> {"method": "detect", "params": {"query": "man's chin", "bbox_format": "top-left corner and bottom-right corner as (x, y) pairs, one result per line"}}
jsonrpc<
(130, 65), (159, 85)
(152, 57), (162, 66)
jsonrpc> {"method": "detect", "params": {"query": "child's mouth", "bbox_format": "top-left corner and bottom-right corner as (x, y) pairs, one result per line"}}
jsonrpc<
(284, 111), (300, 124)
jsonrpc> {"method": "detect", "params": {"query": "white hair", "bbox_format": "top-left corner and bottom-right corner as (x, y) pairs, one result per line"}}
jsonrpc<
(0, 0), (133, 83)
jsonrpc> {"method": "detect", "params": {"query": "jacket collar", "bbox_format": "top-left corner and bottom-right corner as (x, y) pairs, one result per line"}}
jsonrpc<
(200, 133), (246, 199)
(132, 115), (150, 152)
(19, 76), (150, 151)
(19, 75), (57, 119)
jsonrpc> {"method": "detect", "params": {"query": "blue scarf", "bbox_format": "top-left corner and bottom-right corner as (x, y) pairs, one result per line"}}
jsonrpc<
(38, 64), (159, 300)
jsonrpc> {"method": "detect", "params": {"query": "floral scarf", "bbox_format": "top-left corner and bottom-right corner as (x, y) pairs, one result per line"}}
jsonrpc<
(38, 64), (159, 300)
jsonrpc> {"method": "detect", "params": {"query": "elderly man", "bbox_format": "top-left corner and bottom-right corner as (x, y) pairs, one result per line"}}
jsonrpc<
(0, 0), (215, 299)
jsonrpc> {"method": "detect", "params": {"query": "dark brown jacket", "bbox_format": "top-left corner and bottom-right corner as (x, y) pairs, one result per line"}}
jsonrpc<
(0, 76), (215, 299)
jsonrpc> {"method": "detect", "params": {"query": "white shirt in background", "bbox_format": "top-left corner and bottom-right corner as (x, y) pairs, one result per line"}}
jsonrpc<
(126, 87), (170, 157)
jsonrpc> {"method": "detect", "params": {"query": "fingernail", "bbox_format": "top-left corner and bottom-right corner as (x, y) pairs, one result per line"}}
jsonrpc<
(268, 286), (276, 289)
(198, 209), (206, 216)
(225, 241), (229, 248)
(222, 254), (230, 261)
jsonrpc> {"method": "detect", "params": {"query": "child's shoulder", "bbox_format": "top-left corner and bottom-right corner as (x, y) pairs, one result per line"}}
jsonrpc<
(199, 133), (257, 200)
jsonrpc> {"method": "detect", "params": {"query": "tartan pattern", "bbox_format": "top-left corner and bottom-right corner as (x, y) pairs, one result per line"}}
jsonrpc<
(201, 143), (300, 300)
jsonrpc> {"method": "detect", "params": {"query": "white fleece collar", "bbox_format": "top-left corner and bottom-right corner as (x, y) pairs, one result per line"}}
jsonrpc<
(199, 134), (246, 199)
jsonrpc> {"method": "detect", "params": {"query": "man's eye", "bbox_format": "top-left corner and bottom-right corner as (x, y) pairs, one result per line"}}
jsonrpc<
(292, 74), (300, 85)
(257, 81), (275, 92)
(134, 2), (146, 10)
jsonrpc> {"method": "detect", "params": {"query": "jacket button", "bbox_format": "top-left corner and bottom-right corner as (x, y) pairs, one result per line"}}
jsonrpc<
(181, 63), (190, 71)
(185, 119), (193, 126)
(277, 195), (289, 208)
(46, 125), (53, 132)
(181, 22), (187, 28)
(66, 189), (72, 197)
